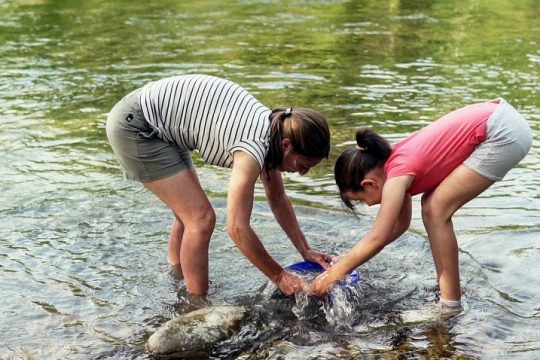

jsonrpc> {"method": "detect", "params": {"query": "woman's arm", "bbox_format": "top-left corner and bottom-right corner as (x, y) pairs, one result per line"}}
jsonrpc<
(227, 151), (306, 295)
(310, 175), (414, 295)
(261, 168), (332, 269)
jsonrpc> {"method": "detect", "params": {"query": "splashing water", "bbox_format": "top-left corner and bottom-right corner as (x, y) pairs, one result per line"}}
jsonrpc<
(321, 283), (363, 331)
(283, 263), (364, 331)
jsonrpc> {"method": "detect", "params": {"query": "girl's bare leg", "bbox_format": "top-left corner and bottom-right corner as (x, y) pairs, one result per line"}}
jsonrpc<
(421, 165), (494, 301)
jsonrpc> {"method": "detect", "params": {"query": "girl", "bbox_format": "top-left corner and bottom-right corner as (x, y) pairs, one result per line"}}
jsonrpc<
(310, 98), (532, 310)
(106, 74), (332, 296)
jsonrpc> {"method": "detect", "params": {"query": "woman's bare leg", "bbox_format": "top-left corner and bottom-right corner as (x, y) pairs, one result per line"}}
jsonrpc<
(421, 165), (494, 301)
(167, 217), (184, 266)
(144, 169), (216, 296)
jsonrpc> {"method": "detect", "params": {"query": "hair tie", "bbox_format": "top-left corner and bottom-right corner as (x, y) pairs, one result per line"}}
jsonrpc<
(285, 107), (293, 116)
(356, 145), (367, 151)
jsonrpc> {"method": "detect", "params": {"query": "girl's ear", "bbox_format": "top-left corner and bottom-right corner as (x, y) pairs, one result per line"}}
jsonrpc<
(360, 178), (378, 190)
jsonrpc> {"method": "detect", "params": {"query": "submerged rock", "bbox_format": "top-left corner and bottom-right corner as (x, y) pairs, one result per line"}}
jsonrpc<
(147, 305), (248, 355)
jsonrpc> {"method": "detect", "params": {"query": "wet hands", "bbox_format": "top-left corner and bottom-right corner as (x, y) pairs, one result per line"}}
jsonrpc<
(276, 270), (332, 297)
(275, 270), (309, 296)
(275, 251), (339, 297)
(307, 271), (333, 297)
(301, 248), (333, 270)
(329, 255), (343, 265)
(306, 253), (356, 296)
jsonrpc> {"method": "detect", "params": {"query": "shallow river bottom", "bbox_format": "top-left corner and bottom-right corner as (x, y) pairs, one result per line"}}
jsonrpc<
(3, 193), (537, 359)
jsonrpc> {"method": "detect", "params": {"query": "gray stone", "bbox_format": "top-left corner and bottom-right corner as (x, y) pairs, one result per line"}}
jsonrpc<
(147, 305), (248, 355)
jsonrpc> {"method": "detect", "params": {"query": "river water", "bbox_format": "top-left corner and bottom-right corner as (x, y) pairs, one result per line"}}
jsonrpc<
(1, 0), (539, 359)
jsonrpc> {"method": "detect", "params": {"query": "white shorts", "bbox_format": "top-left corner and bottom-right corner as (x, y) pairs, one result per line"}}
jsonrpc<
(463, 98), (532, 181)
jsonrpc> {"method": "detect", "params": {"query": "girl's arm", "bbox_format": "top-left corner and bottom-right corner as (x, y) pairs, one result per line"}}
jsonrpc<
(389, 192), (412, 240)
(310, 175), (414, 295)
(227, 151), (306, 295)
(261, 168), (332, 270)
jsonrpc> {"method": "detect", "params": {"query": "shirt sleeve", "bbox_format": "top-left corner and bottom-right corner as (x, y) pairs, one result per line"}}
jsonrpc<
(230, 139), (268, 171)
(385, 152), (417, 181)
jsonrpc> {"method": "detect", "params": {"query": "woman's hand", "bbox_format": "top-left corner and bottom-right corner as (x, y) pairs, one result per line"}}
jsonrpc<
(329, 255), (343, 265)
(275, 270), (308, 296)
(302, 248), (333, 270)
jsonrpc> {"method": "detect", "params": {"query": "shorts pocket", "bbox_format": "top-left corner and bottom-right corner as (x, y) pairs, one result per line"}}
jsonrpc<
(137, 126), (159, 139)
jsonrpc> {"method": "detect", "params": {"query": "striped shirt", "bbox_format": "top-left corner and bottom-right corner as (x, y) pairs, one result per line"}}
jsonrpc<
(139, 74), (272, 169)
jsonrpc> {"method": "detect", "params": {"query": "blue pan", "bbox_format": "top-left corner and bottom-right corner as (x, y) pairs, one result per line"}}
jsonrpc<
(285, 260), (361, 286)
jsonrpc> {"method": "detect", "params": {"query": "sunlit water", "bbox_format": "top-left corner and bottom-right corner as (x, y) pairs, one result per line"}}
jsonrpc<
(1, 0), (539, 359)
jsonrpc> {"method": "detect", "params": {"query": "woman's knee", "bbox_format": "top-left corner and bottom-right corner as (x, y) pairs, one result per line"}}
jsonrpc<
(172, 216), (184, 231)
(184, 206), (216, 239)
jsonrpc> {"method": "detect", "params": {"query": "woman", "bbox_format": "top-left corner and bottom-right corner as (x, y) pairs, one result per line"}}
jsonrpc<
(309, 98), (532, 311)
(106, 74), (332, 296)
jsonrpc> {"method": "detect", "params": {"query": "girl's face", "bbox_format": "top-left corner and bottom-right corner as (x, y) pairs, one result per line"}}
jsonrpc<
(342, 169), (385, 206)
(343, 188), (382, 207)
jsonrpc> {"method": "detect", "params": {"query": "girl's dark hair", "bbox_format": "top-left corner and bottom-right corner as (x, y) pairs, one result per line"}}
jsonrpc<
(265, 108), (330, 174)
(334, 128), (391, 210)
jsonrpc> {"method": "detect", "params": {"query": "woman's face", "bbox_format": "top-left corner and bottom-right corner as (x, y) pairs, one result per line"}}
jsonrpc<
(279, 141), (323, 175)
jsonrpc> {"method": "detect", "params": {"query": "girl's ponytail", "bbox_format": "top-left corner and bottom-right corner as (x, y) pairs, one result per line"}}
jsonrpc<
(355, 128), (391, 159)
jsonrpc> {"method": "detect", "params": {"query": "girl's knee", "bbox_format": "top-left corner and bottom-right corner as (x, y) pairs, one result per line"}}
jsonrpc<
(421, 194), (433, 221)
(421, 195), (451, 225)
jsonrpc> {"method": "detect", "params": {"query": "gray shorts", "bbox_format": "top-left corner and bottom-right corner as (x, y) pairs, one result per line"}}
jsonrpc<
(105, 88), (193, 182)
(463, 98), (532, 181)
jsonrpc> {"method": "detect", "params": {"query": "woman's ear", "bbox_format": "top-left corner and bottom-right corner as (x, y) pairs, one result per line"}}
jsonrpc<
(281, 138), (292, 151)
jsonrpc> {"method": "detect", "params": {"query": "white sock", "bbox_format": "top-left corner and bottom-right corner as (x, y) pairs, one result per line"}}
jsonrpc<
(440, 297), (461, 308)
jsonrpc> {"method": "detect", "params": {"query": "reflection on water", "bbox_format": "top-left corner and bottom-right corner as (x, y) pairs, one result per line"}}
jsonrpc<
(1, 0), (539, 358)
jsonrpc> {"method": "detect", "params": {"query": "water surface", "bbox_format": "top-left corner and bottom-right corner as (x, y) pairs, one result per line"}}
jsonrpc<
(1, 0), (539, 358)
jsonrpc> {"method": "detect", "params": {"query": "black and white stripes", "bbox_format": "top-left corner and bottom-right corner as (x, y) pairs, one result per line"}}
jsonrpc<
(139, 74), (271, 169)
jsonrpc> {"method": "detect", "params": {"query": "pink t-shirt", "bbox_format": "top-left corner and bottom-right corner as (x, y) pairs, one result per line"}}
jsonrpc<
(384, 100), (500, 196)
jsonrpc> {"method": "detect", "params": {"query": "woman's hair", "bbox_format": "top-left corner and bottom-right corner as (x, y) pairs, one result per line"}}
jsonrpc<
(265, 107), (330, 173)
(334, 128), (391, 210)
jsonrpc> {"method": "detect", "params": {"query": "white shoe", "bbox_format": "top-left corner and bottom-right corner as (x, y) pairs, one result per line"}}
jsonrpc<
(399, 302), (463, 324)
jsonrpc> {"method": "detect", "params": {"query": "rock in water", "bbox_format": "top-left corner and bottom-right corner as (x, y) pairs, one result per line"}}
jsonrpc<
(147, 305), (247, 355)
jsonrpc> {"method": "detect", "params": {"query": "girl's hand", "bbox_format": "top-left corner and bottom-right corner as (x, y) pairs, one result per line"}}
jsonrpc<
(275, 270), (308, 296)
(308, 272), (333, 297)
(302, 248), (333, 270)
